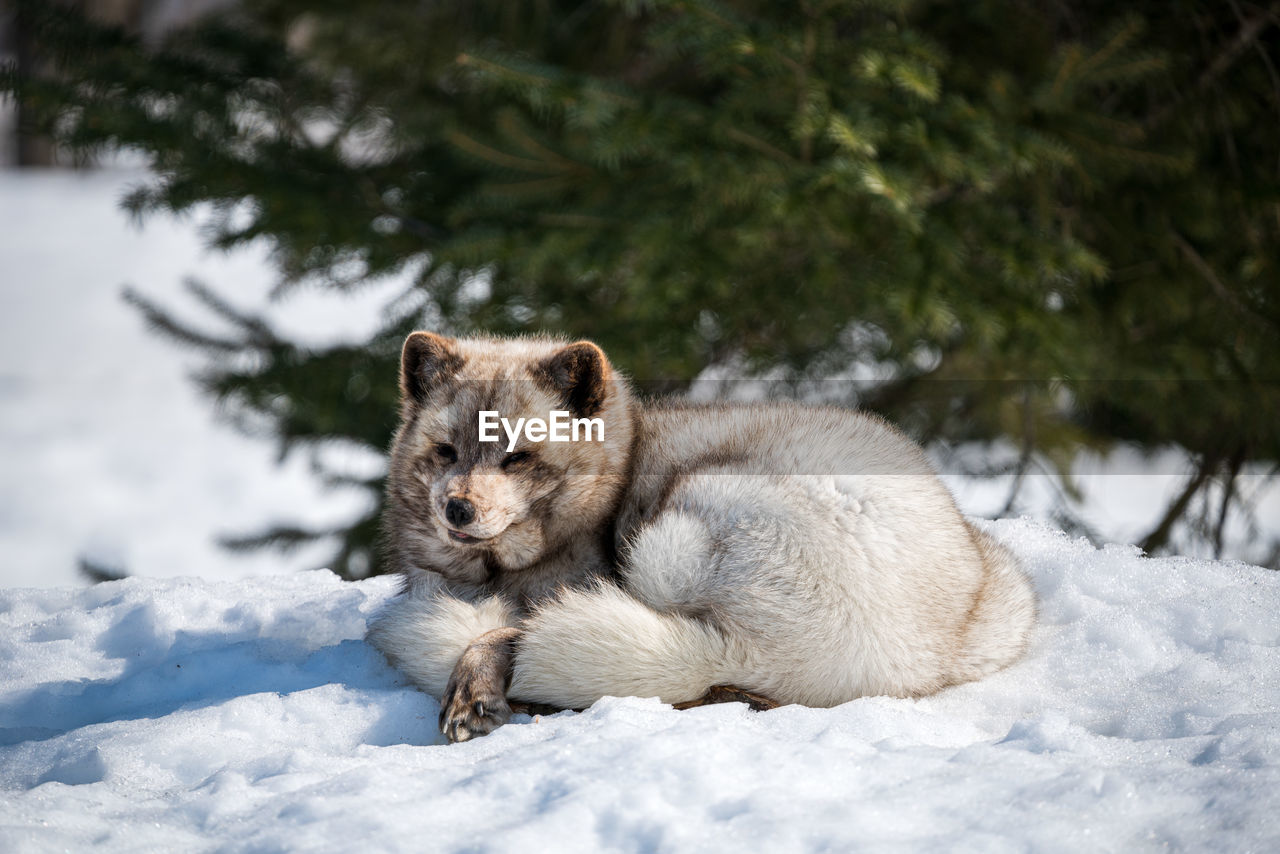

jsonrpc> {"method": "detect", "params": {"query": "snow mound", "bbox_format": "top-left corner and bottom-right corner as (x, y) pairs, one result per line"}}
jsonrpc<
(2, 518), (1278, 852)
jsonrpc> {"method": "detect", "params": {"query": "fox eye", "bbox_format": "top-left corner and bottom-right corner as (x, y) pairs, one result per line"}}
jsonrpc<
(435, 443), (458, 464)
(501, 451), (531, 469)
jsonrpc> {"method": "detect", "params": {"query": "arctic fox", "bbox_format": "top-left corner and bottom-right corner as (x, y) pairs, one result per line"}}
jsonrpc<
(367, 333), (1036, 742)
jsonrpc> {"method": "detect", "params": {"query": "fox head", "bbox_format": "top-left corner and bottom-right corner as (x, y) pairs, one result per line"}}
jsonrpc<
(384, 333), (634, 588)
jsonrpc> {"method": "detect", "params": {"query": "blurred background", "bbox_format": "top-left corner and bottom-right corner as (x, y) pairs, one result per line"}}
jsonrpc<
(1, 0), (1277, 588)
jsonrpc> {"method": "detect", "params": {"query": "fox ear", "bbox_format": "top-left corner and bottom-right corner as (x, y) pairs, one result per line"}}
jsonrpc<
(400, 332), (462, 405)
(539, 340), (611, 417)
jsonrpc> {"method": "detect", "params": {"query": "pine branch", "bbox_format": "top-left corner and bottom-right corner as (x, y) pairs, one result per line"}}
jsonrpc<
(182, 279), (282, 349)
(446, 128), (570, 174)
(218, 525), (328, 554)
(1145, 1), (1280, 131)
(495, 109), (585, 172)
(999, 386), (1037, 517)
(1228, 0), (1280, 118)
(78, 556), (129, 584)
(122, 287), (245, 354)
(1212, 448), (1246, 559)
(1170, 231), (1275, 331)
(723, 126), (797, 164)
(1140, 455), (1218, 555)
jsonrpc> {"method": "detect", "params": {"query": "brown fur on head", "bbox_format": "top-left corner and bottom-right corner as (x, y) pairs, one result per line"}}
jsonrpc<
(385, 333), (635, 595)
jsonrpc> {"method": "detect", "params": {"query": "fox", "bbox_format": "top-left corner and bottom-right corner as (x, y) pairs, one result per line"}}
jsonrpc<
(366, 332), (1037, 742)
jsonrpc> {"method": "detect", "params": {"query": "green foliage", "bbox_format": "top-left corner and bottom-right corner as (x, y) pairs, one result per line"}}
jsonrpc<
(7, 0), (1279, 572)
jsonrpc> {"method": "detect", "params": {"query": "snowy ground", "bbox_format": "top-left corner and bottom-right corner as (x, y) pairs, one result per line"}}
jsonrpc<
(2, 518), (1278, 851)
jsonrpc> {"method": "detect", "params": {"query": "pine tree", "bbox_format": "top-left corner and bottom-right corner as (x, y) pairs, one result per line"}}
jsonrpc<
(6, 0), (1278, 573)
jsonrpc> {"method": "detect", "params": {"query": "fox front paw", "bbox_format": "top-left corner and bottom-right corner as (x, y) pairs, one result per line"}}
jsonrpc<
(438, 626), (522, 743)
(439, 673), (511, 743)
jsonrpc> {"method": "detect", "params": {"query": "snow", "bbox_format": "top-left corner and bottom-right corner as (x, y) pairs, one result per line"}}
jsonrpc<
(1, 518), (1278, 851)
(0, 168), (398, 588)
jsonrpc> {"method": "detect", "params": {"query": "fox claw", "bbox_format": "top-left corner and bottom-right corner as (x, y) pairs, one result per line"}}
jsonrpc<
(438, 627), (520, 744)
(439, 681), (510, 742)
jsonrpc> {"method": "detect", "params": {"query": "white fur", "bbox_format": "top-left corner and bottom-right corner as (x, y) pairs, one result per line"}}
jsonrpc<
(621, 512), (714, 612)
(366, 582), (518, 697)
(509, 582), (733, 708)
(955, 527), (1040, 678)
(507, 405), (1037, 709)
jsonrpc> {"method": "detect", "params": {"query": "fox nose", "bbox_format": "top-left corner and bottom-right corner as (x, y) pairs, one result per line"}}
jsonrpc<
(445, 497), (476, 528)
